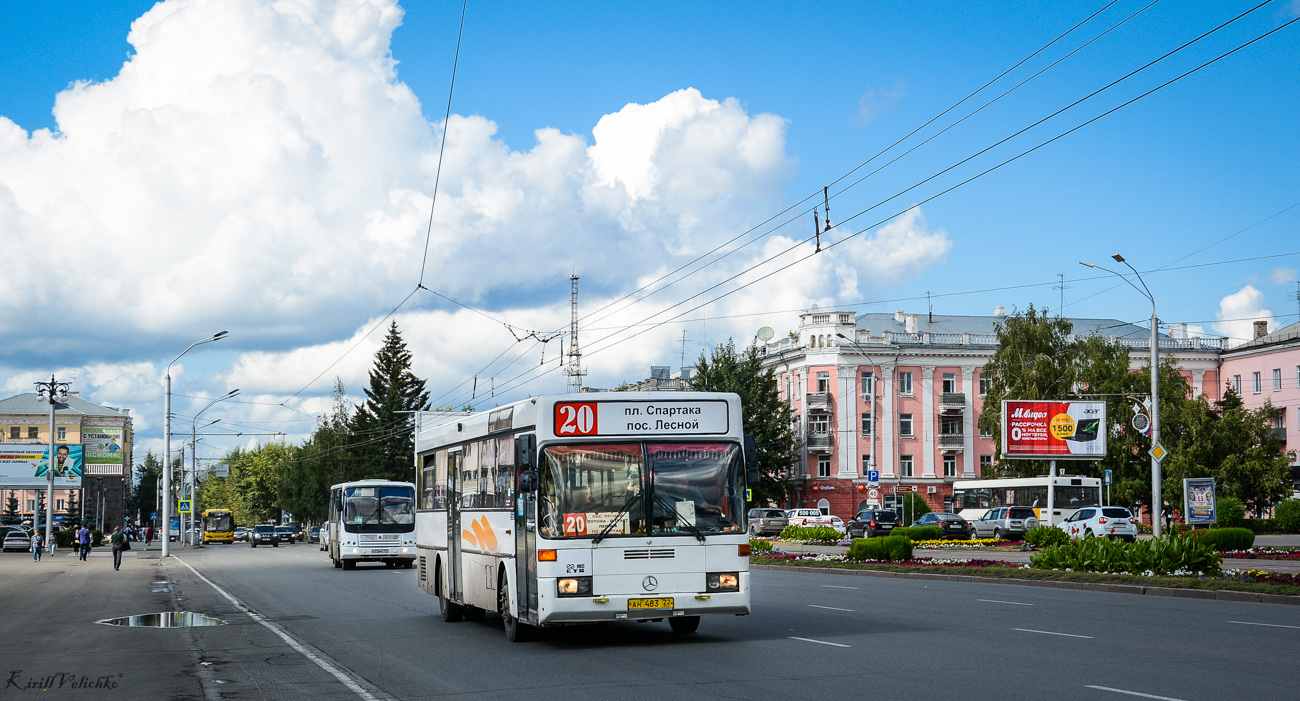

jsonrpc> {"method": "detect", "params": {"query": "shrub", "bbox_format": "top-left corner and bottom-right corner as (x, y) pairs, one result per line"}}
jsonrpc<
(847, 535), (913, 561)
(55, 529), (76, 548)
(91, 530), (103, 547)
(1244, 518), (1275, 534)
(778, 525), (843, 544)
(891, 526), (943, 541)
(1216, 496), (1246, 529)
(749, 538), (773, 554)
(1274, 499), (1300, 533)
(1030, 533), (1220, 575)
(1024, 525), (1070, 548)
(900, 493), (931, 522)
(1195, 527), (1254, 551)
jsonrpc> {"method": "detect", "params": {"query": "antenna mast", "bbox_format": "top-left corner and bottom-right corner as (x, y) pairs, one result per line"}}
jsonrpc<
(563, 273), (586, 393)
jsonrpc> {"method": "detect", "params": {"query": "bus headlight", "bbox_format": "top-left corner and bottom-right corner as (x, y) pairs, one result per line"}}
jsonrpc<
(557, 577), (592, 597)
(401, 547), (409, 553)
(706, 572), (739, 592)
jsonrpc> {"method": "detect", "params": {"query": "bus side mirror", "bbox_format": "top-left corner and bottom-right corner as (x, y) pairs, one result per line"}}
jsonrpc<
(516, 434), (538, 492)
(519, 471), (538, 493)
(743, 434), (760, 484)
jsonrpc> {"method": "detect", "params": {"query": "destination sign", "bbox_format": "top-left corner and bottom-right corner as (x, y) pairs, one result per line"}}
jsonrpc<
(553, 400), (729, 437)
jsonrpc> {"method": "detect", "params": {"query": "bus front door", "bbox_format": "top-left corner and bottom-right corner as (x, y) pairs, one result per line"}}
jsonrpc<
(447, 450), (463, 602)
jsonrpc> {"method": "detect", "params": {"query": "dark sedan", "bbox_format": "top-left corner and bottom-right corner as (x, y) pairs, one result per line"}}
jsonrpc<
(912, 512), (972, 539)
(250, 524), (279, 547)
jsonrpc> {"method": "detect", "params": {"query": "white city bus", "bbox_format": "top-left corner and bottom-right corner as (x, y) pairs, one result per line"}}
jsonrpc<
(952, 476), (1103, 527)
(326, 479), (417, 570)
(414, 392), (758, 642)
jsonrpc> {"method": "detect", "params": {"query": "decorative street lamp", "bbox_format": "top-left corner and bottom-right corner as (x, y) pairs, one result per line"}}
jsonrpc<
(187, 390), (238, 546)
(162, 331), (228, 557)
(34, 376), (71, 552)
(1080, 255), (1162, 537)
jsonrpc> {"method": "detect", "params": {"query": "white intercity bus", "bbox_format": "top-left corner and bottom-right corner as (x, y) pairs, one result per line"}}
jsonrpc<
(326, 479), (417, 570)
(952, 476), (1103, 527)
(414, 392), (759, 642)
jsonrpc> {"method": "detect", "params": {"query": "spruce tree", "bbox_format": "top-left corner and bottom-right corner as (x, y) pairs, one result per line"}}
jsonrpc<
(64, 489), (80, 529)
(2, 490), (18, 525)
(350, 322), (430, 483)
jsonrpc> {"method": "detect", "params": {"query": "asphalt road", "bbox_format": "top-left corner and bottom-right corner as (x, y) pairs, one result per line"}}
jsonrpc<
(9, 542), (1299, 700)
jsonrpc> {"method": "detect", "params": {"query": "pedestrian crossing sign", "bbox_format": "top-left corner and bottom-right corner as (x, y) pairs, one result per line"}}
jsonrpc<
(179, 500), (192, 514)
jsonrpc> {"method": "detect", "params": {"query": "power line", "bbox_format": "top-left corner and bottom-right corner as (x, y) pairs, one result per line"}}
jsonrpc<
(418, 0), (468, 287)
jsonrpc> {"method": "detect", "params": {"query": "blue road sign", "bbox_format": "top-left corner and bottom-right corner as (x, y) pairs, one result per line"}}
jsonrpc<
(178, 499), (192, 514)
(867, 470), (880, 487)
(1104, 469), (1112, 485)
(149, 512), (158, 521)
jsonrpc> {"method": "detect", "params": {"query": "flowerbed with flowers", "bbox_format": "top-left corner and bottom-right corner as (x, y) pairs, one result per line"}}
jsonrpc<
(1220, 548), (1300, 560)
(913, 538), (1014, 549)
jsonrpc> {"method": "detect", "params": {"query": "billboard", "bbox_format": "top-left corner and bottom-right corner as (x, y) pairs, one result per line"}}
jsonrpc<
(1001, 400), (1107, 460)
(1183, 478), (1217, 525)
(0, 444), (84, 488)
(82, 426), (124, 464)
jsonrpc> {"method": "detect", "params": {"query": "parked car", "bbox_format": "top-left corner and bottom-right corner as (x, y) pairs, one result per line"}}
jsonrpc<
(970, 507), (1040, 540)
(785, 509), (833, 527)
(234, 527), (249, 542)
(829, 516), (846, 535)
(846, 509), (899, 539)
(308, 526), (322, 544)
(250, 524), (279, 547)
(1057, 506), (1137, 541)
(2, 529), (32, 552)
(275, 526), (296, 544)
(747, 508), (789, 536)
(911, 512), (972, 539)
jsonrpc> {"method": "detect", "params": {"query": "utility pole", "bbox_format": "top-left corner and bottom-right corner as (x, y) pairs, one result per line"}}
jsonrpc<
(563, 273), (586, 393)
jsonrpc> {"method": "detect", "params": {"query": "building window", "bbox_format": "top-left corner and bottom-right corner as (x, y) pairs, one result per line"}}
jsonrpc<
(898, 371), (913, 395)
(861, 454), (871, 475)
(57, 427), (66, 441)
(979, 455), (993, 474)
(900, 455), (913, 477)
(27, 427), (38, 440)
(942, 373), (956, 393)
(1274, 368), (1283, 391)
(861, 371), (874, 396)
(809, 413), (830, 434)
(1275, 409), (1285, 431)
(816, 372), (830, 394)
(817, 498), (831, 515)
(979, 374), (989, 396)
(8, 427), (17, 440)
(1233, 375), (1241, 394)
(940, 414), (962, 436)
(943, 455), (956, 477)
(861, 412), (873, 436)
(899, 413), (913, 437)
(817, 455), (831, 478)
(27, 500), (35, 512)
(1253, 372), (1261, 394)
(978, 423), (993, 438)
(56, 499), (65, 511)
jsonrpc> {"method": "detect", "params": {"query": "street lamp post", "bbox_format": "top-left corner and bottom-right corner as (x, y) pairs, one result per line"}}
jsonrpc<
(1080, 255), (1162, 537)
(189, 389), (238, 546)
(34, 376), (71, 552)
(162, 331), (228, 557)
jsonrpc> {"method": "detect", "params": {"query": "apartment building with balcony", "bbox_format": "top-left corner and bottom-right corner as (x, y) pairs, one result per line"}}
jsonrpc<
(760, 308), (1226, 521)
(1219, 320), (1300, 488)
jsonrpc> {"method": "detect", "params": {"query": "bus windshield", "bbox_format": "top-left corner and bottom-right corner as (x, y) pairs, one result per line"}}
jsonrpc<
(204, 513), (233, 532)
(343, 486), (416, 533)
(539, 442), (743, 539)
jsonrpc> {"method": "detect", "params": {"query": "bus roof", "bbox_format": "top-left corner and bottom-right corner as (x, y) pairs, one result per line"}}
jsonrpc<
(328, 479), (415, 491)
(953, 476), (1102, 489)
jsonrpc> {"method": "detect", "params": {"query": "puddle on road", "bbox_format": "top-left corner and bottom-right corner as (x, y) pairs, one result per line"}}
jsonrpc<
(96, 611), (226, 628)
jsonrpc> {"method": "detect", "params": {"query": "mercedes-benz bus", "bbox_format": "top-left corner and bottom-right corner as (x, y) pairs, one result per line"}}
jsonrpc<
(414, 392), (759, 642)
(201, 509), (235, 544)
(952, 476), (1103, 527)
(326, 479), (417, 570)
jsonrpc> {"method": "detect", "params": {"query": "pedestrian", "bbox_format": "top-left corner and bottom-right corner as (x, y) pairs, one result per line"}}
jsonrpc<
(1162, 500), (1173, 533)
(145, 525), (153, 546)
(110, 526), (125, 571)
(31, 530), (43, 562)
(77, 524), (91, 561)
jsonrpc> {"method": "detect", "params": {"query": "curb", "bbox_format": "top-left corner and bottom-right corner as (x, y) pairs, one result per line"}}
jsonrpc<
(751, 564), (1300, 606)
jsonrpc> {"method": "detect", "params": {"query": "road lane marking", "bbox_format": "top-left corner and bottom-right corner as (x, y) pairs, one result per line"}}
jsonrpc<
(173, 556), (380, 701)
(808, 604), (854, 612)
(1014, 628), (1093, 639)
(1085, 685), (1187, 700)
(1228, 620), (1300, 630)
(789, 636), (851, 648)
(820, 584), (859, 590)
(979, 599), (1033, 606)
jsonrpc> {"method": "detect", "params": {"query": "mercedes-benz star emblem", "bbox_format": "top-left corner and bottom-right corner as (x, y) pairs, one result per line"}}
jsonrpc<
(642, 576), (659, 592)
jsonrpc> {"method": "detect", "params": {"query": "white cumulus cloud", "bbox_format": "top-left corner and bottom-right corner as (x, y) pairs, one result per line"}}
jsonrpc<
(1214, 285), (1275, 346)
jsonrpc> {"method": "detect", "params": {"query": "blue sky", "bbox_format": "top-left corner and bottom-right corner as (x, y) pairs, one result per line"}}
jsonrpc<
(1, 0), (1297, 458)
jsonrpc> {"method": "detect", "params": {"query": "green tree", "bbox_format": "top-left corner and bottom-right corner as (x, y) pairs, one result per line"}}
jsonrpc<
(63, 488), (80, 529)
(279, 379), (350, 523)
(349, 322), (430, 483)
(3, 490), (19, 525)
(691, 339), (799, 506)
(128, 451), (163, 525)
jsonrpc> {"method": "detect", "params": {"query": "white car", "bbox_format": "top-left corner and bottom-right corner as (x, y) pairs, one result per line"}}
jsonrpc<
(829, 516), (846, 535)
(785, 509), (832, 527)
(1056, 506), (1138, 542)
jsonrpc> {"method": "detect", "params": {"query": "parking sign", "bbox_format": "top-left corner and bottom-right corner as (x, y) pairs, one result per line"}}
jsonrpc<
(867, 470), (879, 487)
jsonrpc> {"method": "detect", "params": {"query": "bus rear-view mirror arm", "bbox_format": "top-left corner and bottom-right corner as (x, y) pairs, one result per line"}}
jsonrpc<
(744, 434), (760, 485)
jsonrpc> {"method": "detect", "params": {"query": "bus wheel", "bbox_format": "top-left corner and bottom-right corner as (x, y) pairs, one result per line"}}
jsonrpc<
(669, 616), (700, 634)
(333, 557), (341, 569)
(499, 572), (533, 642)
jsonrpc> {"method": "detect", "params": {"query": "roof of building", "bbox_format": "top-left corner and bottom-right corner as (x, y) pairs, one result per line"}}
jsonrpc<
(0, 393), (130, 418)
(853, 312), (1158, 340)
(1222, 320), (1300, 354)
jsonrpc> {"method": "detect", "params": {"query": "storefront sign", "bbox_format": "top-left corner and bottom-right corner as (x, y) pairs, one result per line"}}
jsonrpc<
(1001, 400), (1107, 459)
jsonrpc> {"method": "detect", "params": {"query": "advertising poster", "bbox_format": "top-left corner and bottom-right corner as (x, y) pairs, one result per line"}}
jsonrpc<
(0, 445), (83, 488)
(82, 426), (124, 464)
(1183, 478), (1217, 525)
(1001, 400), (1107, 459)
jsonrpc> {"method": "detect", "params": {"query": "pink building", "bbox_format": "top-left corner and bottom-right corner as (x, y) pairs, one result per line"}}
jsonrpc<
(759, 308), (1226, 521)
(1218, 320), (1300, 486)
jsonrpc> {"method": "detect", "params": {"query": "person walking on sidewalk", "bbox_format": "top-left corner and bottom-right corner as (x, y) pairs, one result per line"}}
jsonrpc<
(31, 530), (43, 562)
(77, 525), (91, 561)
(110, 526), (125, 571)
(145, 525), (153, 546)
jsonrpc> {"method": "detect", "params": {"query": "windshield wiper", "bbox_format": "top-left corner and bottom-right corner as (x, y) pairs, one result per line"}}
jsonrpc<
(592, 491), (640, 544)
(652, 494), (707, 543)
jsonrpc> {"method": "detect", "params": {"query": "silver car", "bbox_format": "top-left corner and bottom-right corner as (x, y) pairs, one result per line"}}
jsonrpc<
(747, 508), (789, 536)
(970, 506), (1040, 540)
